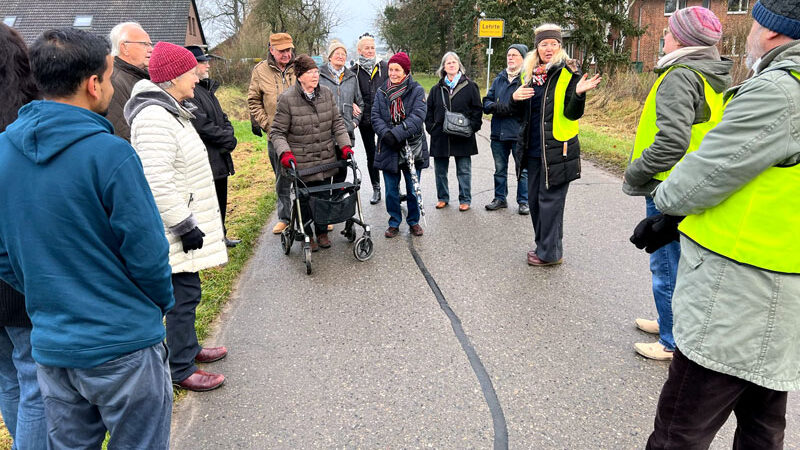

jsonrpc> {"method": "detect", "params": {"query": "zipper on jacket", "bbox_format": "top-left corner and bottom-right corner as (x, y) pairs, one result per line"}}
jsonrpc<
(541, 72), (554, 189)
(187, 193), (194, 207)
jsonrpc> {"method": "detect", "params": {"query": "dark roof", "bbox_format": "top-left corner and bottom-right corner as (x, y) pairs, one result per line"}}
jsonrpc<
(0, 0), (205, 46)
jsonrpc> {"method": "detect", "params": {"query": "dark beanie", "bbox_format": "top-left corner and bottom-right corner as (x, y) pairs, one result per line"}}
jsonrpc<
(752, 0), (800, 39)
(507, 44), (528, 58)
(294, 54), (318, 78)
(388, 52), (411, 74)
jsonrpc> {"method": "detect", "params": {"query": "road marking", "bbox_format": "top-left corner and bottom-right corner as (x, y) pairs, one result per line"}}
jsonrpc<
(407, 237), (509, 449)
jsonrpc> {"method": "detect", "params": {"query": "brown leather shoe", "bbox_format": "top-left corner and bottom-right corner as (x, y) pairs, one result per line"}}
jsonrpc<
(435, 201), (448, 209)
(175, 369), (225, 392)
(317, 233), (331, 248)
(195, 346), (227, 363)
(527, 250), (563, 266)
(384, 226), (400, 238)
(459, 203), (470, 211)
(410, 224), (424, 236)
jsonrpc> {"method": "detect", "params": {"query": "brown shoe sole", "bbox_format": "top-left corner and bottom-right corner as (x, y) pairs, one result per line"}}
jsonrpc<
(435, 202), (448, 209)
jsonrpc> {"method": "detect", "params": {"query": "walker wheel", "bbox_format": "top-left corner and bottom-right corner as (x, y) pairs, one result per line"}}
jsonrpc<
(281, 228), (294, 255)
(303, 245), (312, 275)
(353, 237), (374, 262)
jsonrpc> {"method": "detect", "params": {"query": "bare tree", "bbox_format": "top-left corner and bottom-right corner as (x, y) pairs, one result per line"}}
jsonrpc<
(198, 0), (253, 45)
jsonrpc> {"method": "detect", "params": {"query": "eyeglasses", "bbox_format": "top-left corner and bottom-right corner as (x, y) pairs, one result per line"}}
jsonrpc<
(124, 41), (153, 48)
(537, 41), (561, 49)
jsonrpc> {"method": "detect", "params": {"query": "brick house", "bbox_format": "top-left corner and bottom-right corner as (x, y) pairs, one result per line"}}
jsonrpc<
(630, 0), (753, 72)
(0, 0), (206, 47)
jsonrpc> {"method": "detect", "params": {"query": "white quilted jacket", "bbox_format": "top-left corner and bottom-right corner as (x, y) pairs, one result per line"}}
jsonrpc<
(126, 80), (227, 273)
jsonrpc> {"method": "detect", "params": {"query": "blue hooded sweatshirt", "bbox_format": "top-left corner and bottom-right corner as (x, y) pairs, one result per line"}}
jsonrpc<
(0, 100), (174, 369)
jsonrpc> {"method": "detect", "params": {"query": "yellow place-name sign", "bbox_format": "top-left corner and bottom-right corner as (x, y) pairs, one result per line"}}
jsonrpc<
(478, 19), (505, 38)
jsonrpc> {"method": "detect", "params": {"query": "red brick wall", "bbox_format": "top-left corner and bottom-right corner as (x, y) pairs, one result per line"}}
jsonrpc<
(630, 0), (752, 72)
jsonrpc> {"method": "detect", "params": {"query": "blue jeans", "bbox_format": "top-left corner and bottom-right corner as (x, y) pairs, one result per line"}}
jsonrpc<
(0, 327), (46, 450)
(490, 140), (528, 205)
(433, 156), (471, 204)
(36, 342), (172, 449)
(646, 197), (679, 351)
(384, 168), (422, 228)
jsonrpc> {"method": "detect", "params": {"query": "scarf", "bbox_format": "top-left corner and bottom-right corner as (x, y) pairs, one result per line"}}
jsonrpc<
(386, 75), (409, 124)
(506, 66), (522, 83)
(656, 46), (718, 70)
(528, 65), (548, 86)
(443, 72), (462, 91)
(328, 63), (345, 84)
(358, 55), (377, 76)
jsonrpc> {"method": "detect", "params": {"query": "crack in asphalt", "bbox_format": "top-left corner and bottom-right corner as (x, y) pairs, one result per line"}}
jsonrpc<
(407, 237), (509, 450)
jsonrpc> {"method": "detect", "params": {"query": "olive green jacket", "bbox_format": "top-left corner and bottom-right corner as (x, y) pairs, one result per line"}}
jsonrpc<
(654, 41), (800, 391)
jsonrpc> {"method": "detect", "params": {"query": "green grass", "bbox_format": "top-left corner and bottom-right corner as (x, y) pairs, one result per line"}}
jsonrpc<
(578, 124), (633, 175)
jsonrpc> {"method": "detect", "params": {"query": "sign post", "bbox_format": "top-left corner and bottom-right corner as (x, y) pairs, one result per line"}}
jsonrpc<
(478, 18), (505, 93)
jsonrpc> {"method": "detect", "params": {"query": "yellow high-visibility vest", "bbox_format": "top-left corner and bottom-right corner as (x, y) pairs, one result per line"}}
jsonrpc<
(552, 67), (579, 142)
(678, 71), (800, 274)
(630, 65), (725, 181)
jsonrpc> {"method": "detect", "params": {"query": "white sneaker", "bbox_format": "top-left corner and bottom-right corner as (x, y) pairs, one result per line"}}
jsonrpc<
(635, 318), (660, 334)
(634, 342), (674, 361)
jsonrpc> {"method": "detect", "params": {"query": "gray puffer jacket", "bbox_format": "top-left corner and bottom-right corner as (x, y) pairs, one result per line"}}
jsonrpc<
(623, 47), (732, 196)
(270, 83), (352, 182)
(319, 65), (364, 145)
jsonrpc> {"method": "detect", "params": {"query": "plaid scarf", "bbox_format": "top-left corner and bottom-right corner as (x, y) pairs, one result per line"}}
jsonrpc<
(529, 65), (548, 86)
(386, 75), (409, 124)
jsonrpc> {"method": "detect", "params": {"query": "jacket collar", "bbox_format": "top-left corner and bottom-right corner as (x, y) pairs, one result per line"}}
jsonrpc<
(114, 56), (149, 80)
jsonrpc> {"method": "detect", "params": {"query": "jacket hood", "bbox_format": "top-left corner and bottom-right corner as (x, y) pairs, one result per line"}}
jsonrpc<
(3, 100), (113, 165)
(660, 48), (733, 93)
(124, 79), (194, 125)
(758, 40), (800, 74)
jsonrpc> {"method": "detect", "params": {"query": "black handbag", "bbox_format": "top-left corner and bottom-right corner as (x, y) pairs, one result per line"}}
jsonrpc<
(440, 87), (473, 138)
(401, 122), (424, 163)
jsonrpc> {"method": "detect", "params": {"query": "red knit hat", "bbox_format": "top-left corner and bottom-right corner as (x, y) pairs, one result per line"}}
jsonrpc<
(388, 52), (411, 74)
(149, 42), (198, 83)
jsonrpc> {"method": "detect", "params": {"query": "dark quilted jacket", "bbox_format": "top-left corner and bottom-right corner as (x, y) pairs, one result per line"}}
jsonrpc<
(107, 57), (149, 142)
(270, 84), (351, 182)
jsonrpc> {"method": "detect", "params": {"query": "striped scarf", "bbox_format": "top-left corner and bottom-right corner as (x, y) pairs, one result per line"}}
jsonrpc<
(386, 75), (409, 124)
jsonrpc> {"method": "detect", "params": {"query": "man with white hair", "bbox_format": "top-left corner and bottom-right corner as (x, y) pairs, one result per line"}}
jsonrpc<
(106, 22), (152, 141)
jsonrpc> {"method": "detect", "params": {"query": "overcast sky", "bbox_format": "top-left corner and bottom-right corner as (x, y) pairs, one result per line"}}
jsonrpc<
(327, 0), (384, 50)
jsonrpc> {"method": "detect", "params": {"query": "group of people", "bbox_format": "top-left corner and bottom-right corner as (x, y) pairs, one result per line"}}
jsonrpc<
(0, 0), (798, 446)
(0, 21), (240, 448)
(251, 26), (601, 258)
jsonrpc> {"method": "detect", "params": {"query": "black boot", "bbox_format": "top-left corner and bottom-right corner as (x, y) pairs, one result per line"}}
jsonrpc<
(370, 183), (381, 205)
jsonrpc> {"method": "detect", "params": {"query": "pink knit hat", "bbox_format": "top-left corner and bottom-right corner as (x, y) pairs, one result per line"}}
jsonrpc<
(388, 52), (411, 74)
(149, 42), (198, 83)
(668, 6), (723, 47)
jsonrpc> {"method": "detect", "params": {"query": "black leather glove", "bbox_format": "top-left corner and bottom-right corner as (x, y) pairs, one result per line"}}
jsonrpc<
(382, 132), (399, 149)
(251, 123), (262, 137)
(630, 214), (684, 254)
(181, 227), (205, 253)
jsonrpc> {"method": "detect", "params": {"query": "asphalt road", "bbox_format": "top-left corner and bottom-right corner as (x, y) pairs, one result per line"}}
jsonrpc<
(171, 124), (799, 449)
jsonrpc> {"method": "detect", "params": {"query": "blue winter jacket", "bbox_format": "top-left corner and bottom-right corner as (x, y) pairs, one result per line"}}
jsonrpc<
(482, 69), (524, 142)
(0, 100), (174, 369)
(371, 76), (429, 173)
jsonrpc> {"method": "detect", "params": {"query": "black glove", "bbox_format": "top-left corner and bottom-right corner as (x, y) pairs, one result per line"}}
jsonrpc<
(382, 132), (399, 149)
(630, 214), (684, 254)
(251, 123), (262, 137)
(181, 227), (205, 253)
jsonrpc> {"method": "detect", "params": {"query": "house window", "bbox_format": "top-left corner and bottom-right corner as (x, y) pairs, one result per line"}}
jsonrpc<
(3, 16), (16, 27)
(664, 0), (687, 15)
(73, 15), (93, 28)
(728, 0), (749, 13)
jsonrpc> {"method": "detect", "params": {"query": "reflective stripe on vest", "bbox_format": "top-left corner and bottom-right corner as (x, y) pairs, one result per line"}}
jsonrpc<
(678, 70), (800, 274)
(630, 65), (725, 181)
(552, 67), (579, 142)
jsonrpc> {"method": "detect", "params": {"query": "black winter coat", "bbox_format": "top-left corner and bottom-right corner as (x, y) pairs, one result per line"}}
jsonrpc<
(187, 78), (236, 180)
(371, 76), (429, 174)
(354, 60), (388, 127)
(482, 69), (524, 142)
(425, 77), (483, 158)
(507, 61), (586, 188)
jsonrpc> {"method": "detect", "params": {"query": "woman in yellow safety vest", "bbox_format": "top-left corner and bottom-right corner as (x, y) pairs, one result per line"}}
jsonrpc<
(623, 6), (731, 362)
(508, 23), (601, 266)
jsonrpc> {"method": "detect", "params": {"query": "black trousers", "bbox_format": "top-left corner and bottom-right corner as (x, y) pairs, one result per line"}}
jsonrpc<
(647, 349), (787, 450)
(166, 272), (202, 382)
(214, 177), (228, 235)
(526, 156), (570, 262)
(357, 122), (380, 188)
